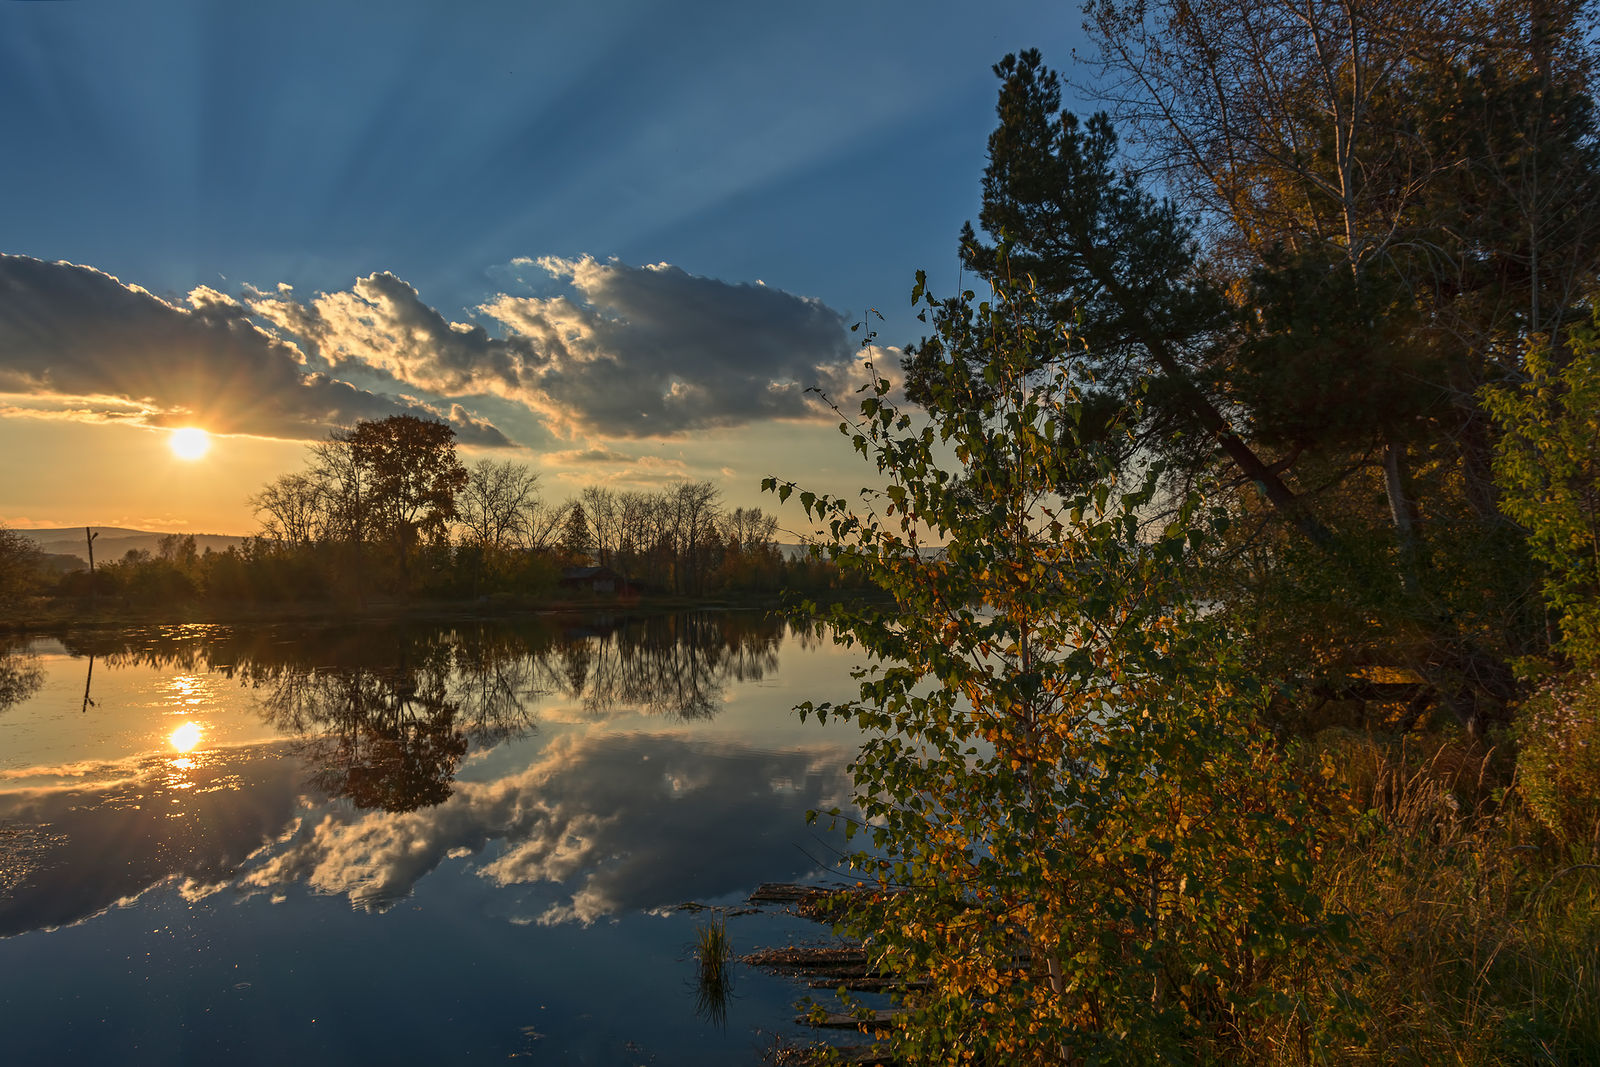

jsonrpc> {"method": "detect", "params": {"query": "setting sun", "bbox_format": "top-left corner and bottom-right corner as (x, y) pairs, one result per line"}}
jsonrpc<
(168, 427), (212, 461)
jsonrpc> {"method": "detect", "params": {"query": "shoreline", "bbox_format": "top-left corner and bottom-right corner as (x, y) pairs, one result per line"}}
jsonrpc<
(0, 589), (888, 635)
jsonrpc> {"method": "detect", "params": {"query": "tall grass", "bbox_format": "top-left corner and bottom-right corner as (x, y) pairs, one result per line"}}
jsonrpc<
(1304, 730), (1600, 1064)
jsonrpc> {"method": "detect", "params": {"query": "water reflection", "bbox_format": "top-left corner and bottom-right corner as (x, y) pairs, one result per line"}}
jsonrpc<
(0, 639), (44, 714)
(46, 614), (788, 814)
(2, 613), (852, 938)
(0, 748), (304, 937)
(564, 613), (782, 720)
(170, 721), (202, 752)
(259, 654), (492, 814)
(237, 729), (853, 917)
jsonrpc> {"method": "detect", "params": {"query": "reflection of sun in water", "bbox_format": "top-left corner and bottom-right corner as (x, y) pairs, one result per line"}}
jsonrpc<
(169, 427), (212, 461)
(167, 675), (204, 706)
(170, 721), (203, 753)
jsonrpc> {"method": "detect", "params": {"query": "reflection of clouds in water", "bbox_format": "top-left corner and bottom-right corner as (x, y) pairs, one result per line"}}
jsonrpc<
(0, 746), (303, 937)
(239, 731), (855, 922)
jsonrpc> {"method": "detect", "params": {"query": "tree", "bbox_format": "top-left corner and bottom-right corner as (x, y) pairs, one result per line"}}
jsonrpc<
(1484, 321), (1600, 669)
(560, 502), (592, 563)
(721, 506), (778, 553)
(519, 496), (570, 553)
(938, 38), (1600, 732)
(250, 471), (327, 546)
(457, 458), (541, 554)
(1484, 321), (1600, 850)
(581, 486), (620, 567)
(914, 59), (1323, 541)
(1076, 1), (1600, 532)
(0, 527), (43, 606)
(767, 273), (1334, 1061)
(670, 480), (721, 595)
(341, 415), (467, 582)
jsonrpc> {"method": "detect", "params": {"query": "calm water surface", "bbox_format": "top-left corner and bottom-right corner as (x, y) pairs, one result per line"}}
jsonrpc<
(0, 613), (865, 1064)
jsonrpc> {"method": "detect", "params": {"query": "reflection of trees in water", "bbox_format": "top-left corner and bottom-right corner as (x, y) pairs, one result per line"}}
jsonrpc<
(546, 612), (783, 720)
(52, 612), (790, 807)
(289, 669), (468, 813)
(0, 638), (44, 714)
(249, 630), (541, 813)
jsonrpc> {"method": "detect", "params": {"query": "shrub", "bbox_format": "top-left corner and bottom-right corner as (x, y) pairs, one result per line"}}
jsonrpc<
(1516, 672), (1600, 850)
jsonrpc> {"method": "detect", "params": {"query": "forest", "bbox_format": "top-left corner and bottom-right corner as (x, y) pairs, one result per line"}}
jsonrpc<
(765, 2), (1600, 1062)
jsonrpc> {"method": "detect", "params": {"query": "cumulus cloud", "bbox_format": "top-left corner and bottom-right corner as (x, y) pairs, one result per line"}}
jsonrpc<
(0, 252), (894, 447)
(255, 256), (893, 439)
(0, 255), (512, 446)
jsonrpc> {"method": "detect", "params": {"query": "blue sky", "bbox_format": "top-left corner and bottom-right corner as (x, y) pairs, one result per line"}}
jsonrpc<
(0, 0), (1090, 532)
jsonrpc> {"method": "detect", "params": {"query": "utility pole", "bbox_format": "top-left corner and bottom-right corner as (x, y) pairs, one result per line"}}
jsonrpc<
(85, 526), (98, 608)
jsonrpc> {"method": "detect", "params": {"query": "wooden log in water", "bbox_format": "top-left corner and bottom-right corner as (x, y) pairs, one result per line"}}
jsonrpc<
(767, 1044), (898, 1066)
(797, 1009), (901, 1032)
(806, 976), (926, 993)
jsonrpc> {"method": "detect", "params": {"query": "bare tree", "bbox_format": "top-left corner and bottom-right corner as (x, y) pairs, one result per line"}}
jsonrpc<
(671, 480), (722, 595)
(519, 497), (570, 552)
(250, 471), (326, 546)
(457, 459), (541, 553)
(721, 506), (779, 552)
(307, 433), (368, 546)
(581, 486), (620, 567)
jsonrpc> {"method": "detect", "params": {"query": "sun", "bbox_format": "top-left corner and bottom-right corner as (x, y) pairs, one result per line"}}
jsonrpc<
(168, 427), (212, 461)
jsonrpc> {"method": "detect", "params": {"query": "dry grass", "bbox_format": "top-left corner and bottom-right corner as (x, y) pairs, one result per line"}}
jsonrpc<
(1304, 730), (1600, 1064)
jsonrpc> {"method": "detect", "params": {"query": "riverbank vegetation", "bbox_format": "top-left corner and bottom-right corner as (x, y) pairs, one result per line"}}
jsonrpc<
(772, 4), (1600, 1061)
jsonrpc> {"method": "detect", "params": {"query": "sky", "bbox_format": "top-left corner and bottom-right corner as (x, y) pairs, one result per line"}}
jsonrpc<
(0, 0), (1091, 535)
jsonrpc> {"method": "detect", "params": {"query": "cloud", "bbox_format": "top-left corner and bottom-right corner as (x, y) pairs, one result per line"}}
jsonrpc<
(0, 253), (896, 448)
(0, 255), (512, 446)
(548, 447), (634, 464)
(256, 257), (893, 438)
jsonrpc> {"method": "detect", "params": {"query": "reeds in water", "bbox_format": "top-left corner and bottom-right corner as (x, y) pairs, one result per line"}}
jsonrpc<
(694, 913), (734, 1029)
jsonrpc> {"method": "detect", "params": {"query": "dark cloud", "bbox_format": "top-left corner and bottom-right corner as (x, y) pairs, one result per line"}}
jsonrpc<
(255, 257), (891, 439)
(551, 447), (634, 464)
(0, 256), (512, 446)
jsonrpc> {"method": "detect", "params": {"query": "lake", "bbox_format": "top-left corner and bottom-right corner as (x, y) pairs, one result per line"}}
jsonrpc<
(0, 613), (869, 1064)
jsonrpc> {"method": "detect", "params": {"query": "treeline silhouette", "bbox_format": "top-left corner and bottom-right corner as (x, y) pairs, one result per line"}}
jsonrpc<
(3, 420), (863, 609)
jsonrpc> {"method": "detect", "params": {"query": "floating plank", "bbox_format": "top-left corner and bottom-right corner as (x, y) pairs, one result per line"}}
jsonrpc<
(742, 945), (867, 969)
(749, 882), (831, 904)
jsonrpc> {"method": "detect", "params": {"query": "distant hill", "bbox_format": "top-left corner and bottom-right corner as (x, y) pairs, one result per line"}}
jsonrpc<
(17, 527), (248, 565)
